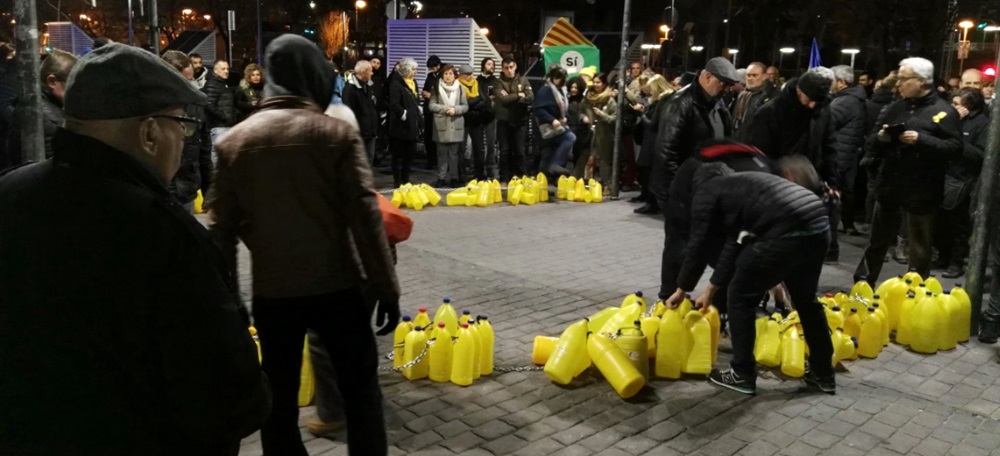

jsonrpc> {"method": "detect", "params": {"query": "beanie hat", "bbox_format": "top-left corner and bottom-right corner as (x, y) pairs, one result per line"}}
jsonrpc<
(798, 67), (835, 102)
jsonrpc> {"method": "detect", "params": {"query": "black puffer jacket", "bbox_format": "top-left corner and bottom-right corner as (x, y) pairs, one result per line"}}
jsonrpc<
(868, 91), (963, 212)
(829, 85), (868, 176)
(946, 108), (989, 182)
(651, 81), (733, 203)
(667, 142), (779, 238)
(677, 172), (828, 290)
(731, 82), (777, 142)
(169, 103), (213, 204)
(637, 95), (668, 168)
(342, 75), (379, 140)
(745, 78), (839, 188)
(202, 73), (234, 129)
(388, 73), (422, 141)
(865, 87), (895, 135)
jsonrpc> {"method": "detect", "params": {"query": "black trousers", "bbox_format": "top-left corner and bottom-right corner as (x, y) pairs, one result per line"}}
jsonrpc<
(497, 121), (526, 181)
(390, 138), (416, 186)
(636, 165), (657, 205)
(855, 201), (934, 284)
(934, 196), (972, 268)
(254, 288), (386, 456)
(838, 158), (859, 231)
(727, 232), (833, 379)
(659, 201), (684, 300)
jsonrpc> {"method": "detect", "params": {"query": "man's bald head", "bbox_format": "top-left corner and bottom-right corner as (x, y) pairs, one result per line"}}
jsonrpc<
(961, 69), (983, 89)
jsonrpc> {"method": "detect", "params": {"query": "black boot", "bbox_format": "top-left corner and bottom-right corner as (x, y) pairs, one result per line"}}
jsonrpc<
(634, 203), (658, 215)
(980, 320), (999, 344)
(942, 264), (964, 279)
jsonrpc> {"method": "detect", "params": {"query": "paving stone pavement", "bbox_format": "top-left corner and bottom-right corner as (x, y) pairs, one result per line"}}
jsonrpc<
(231, 195), (1000, 456)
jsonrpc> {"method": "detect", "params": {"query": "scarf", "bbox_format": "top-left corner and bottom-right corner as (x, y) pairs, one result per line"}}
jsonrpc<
(437, 79), (460, 107)
(404, 78), (417, 96)
(547, 80), (567, 118)
(459, 77), (479, 99)
(585, 87), (614, 107)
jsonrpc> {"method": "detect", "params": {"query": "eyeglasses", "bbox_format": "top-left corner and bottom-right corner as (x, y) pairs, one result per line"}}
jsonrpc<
(897, 75), (922, 82)
(148, 114), (201, 138)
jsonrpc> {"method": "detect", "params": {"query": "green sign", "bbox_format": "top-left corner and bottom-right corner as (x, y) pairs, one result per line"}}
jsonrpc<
(543, 44), (600, 75)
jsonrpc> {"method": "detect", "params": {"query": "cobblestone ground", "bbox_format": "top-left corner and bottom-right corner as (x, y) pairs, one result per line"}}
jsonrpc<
(233, 194), (1000, 456)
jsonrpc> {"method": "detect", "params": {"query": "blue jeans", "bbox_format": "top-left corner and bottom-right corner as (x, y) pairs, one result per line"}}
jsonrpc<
(210, 127), (230, 166)
(544, 130), (577, 176)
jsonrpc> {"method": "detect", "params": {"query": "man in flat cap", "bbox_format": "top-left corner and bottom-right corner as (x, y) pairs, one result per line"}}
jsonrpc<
(208, 34), (399, 456)
(0, 43), (271, 455)
(651, 56), (737, 303)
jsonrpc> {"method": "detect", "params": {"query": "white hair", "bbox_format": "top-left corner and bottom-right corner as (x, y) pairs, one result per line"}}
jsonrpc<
(899, 57), (934, 82)
(397, 58), (418, 78)
(736, 68), (747, 84)
(354, 60), (372, 73)
(830, 65), (854, 84)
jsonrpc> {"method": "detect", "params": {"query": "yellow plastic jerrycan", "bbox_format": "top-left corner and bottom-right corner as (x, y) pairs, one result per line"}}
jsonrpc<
(678, 294), (693, 317)
(556, 175), (569, 199)
(753, 316), (767, 360)
(843, 308), (862, 340)
(621, 291), (647, 309)
(574, 178), (586, 202)
(402, 327), (429, 380)
(703, 305), (721, 364)
(781, 324), (806, 378)
(393, 316), (414, 369)
(831, 329), (856, 366)
(522, 181), (539, 205)
(590, 179), (604, 203)
(655, 309), (687, 379)
(640, 313), (660, 358)
(924, 275), (943, 295)
(434, 298), (459, 334)
(756, 317), (782, 368)
(875, 275), (901, 299)
(464, 184), (479, 207)
(910, 292), (945, 354)
(532, 335), (559, 365)
(249, 326), (262, 362)
(390, 189), (404, 208)
(938, 293), (961, 351)
(477, 316), (495, 375)
(193, 190), (205, 214)
(903, 269), (923, 287)
(588, 307), (619, 333)
(683, 311), (713, 375)
(450, 324), (476, 386)
(872, 302), (890, 347)
(446, 189), (468, 206)
(404, 186), (425, 211)
(419, 183), (442, 206)
(895, 292), (918, 345)
(414, 185), (431, 207)
(858, 307), (883, 358)
(616, 320), (649, 380)
(884, 279), (910, 331)
(566, 176), (578, 200)
(428, 322), (453, 383)
(414, 307), (432, 329)
(492, 180), (503, 203)
(651, 300), (667, 318)
(833, 292), (849, 308)
(588, 334), (645, 399)
(827, 306), (845, 332)
(951, 284), (972, 343)
(599, 302), (644, 338)
(536, 173), (549, 202)
(851, 277), (875, 302)
(299, 337), (315, 406)
(544, 319), (590, 385)
(509, 183), (524, 205)
(467, 319), (483, 379)
(476, 183), (492, 207)
(458, 310), (473, 325)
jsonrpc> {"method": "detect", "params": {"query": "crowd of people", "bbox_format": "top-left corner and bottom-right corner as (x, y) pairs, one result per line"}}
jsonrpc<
(1, 30), (999, 455)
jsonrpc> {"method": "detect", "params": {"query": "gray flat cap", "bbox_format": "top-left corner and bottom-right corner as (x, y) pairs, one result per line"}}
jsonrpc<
(458, 64), (475, 75)
(705, 57), (739, 84)
(64, 43), (207, 120)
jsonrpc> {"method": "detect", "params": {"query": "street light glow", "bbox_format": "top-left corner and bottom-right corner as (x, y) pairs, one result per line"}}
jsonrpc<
(181, 8), (192, 15)
(641, 44), (661, 50)
(309, 1), (316, 9)
(985, 26), (1000, 32)
(690, 46), (704, 52)
(729, 49), (739, 54)
(659, 24), (668, 32)
(842, 48), (860, 55)
(480, 28), (489, 36)
(412, 1), (423, 13)
(355, 0), (367, 9)
(203, 14), (211, 20)
(779, 47), (795, 54)
(959, 20), (974, 29)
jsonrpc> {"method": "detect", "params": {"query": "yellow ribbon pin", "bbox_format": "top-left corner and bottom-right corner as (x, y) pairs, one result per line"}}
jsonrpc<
(933, 111), (947, 123)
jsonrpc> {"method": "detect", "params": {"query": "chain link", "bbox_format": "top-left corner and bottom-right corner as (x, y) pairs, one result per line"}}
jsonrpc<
(379, 341), (544, 374)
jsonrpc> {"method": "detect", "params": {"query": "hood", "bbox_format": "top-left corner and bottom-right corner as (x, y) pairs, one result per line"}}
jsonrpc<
(262, 34), (334, 108)
(834, 84), (867, 102)
(777, 78), (818, 115)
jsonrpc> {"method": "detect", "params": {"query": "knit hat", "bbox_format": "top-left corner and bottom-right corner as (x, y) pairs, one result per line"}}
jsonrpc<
(64, 43), (206, 120)
(578, 66), (597, 80)
(798, 67), (835, 102)
(427, 55), (442, 68)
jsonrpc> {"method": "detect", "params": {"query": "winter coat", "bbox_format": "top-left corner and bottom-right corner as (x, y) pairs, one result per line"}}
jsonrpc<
(371, 71), (388, 112)
(388, 73), (422, 141)
(203, 73), (235, 129)
(828, 84), (869, 177)
(342, 75), (379, 140)
(533, 82), (567, 126)
(476, 73), (498, 123)
(170, 103), (213, 204)
(0, 129), (271, 455)
(429, 80), (469, 143)
(731, 82), (777, 141)
(947, 108), (989, 183)
(234, 79), (263, 123)
(866, 87), (895, 135)
(582, 89), (619, 158)
(492, 73), (534, 123)
(460, 78), (491, 127)
(867, 91), (963, 213)
(677, 172), (829, 290)
(651, 81), (734, 203)
(637, 93), (674, 168)
(40, 91), (63, 159)
(745, 78), (839, 188)
(567, 97), (591, 151)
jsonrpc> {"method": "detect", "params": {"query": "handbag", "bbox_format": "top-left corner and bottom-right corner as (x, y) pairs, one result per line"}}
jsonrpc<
(539, 122), (568, 140)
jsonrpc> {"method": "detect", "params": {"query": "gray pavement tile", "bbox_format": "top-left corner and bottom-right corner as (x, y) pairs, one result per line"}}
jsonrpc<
(841, 430), (882, 452)
(857, 420), (896, 440)
(759, 430), (797, 450)
(910, 437), (954, 456)
(948, 443), (991, 456)
(880, 432), (921, 454)
(578, 428), (628, 453)
(407, 445), (457, 456)
(700, 437), (747, 456)
(439, 431), (487, 454)
(513, 437), (567, 456)
(472, 419), (517, 440)
(406, 415), (447, 434)
(613, 435), (660, 455)
(513, 421), (557, 443)
(964, 429), (1000, 451)
(455, 449), (493, 456)
(639, 420), (686, 442)
(736, 440), (782, 456)
(435, 420), (472, 439)
(481, 434), (528, 455)
(398, 430), (445, 451)
(592, 448), (632, 456)
(549, 444), (596, 456)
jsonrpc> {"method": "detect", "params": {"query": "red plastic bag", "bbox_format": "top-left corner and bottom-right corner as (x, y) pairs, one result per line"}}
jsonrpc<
(377, 192), (413, 245)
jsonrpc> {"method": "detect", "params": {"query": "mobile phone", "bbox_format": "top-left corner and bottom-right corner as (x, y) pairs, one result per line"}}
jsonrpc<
(885, 123), (907, 138)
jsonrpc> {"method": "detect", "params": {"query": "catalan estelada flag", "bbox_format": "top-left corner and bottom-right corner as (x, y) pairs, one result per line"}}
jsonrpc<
(542, 18), (594, 48)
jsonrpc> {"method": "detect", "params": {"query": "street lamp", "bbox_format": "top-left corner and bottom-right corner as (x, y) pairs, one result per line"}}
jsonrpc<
(690, 46), (704, 52)
(779, 47), (794, 70)
(959, 19), (974, 74)
(203, 14), (211, 20)
(355, 0), (367, 49)
(181, 8), (192, 16)
(729, 48), (739, 67)
(842, 48), (860, 69)
(659, 24), (669, 42)
(480, 28), (489, 36)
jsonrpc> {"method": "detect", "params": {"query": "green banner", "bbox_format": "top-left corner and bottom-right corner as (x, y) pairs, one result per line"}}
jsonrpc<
(542, 44), (600, 75)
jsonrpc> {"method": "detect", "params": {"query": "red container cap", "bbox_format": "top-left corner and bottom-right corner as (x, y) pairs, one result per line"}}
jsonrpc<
(438, 322), (446, 328)
(461, 323), (469, 328)
(419, 307), (427, 312)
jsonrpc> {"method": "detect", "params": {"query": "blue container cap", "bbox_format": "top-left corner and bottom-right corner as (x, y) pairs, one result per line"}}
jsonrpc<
(832, 306), (841, 311)
(872, 303), (880, 308)
(462, 310), (471, 315)
(956, 282), (964, 287)
(635, 291), (643, 297)
(868, 307), (875, 312)
(443, 297), (451, 303)
(402, 316), (412, 321)
(943, 290), (951, 295)
(873, 294), (880, 299)
(850, 308), (857, 312)
(414, 326), (423, 331)
(860, 275), (867, 279)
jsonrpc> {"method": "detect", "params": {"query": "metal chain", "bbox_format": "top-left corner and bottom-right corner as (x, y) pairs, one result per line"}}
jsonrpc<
(379, 340), (544, 374)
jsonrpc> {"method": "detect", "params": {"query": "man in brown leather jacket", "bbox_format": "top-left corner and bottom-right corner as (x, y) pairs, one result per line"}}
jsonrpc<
(208, 35), (400, 456)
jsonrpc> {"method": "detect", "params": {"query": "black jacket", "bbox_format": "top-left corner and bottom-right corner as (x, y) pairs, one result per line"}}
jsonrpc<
(746, 78), (839, 188)
(463, 81), (492, 127)
(233, 81), (263, 124)
(865, 87), (895, 135)
(0, 129), (270, 455)
(667, 142), (779, 238)
(533, 83), (565, 126)
(170, 103), (213, 204)
(731, 82), (777, 141)
(651, 81), (733, 203)
(343, 76), (379, 140)
(203, 73), (235, 129)
(828, 84), (869, 175)
(677, 172), (828, 290)
(637, 96), (666, 168)
(477, 73), (498, 123)
(868, 91), (963, 212)
(947, 108), (989, 182)
(40, 92), (64, 159)
(372, 71), (388, 112)
(388, 73), (422, 141)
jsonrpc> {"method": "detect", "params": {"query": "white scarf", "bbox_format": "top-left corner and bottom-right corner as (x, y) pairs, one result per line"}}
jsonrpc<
(437, 79), (460, 107)
(547, 80), (567, 118)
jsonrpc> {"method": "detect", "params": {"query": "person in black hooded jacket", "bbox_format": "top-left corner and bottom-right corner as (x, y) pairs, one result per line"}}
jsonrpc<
(859, 75), (898, 223)
(828, 65), (868, 237)
(666, 160), (834, 395)
(162, 50), (213, 210)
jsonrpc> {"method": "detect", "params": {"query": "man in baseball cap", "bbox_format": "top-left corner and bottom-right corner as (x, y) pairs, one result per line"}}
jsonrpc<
(0, 43), (271, 454)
